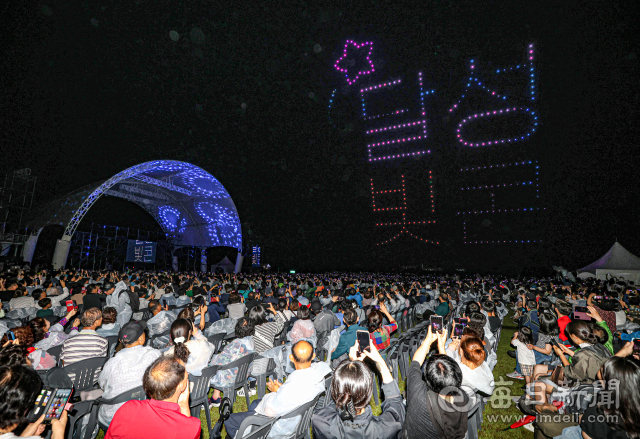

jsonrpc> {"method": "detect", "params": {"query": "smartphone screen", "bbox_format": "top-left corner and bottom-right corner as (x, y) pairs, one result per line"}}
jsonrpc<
(459, 318), (468, 326)
(594, 296), (603, 301)
(633, 339), (640, 351)
(45, 389), (72, 421)
(453, 324), (464, 338)
(356, 330), (370, 354)
(430, 316), (443, 333)
(7, 331), (15, 341)
(162, 299), (167, 307)
(573, 306), (591, 321)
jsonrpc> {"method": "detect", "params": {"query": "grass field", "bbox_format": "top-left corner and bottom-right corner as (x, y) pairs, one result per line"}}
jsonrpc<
(97, 312), (533, 438)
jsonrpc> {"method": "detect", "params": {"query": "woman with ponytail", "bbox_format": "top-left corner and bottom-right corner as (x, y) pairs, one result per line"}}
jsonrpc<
(164, 318), (215, 376)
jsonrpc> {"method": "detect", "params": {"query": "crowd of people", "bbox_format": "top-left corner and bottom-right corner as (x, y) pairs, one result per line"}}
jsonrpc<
(1, 267), (639, 439)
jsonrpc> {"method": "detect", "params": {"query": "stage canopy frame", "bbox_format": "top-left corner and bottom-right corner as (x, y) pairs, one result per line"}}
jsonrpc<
(22, 160), (243, 270)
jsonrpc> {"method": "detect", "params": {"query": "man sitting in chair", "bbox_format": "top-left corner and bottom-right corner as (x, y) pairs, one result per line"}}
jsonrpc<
(97, 321), (161, 427)
(224, 340), (331, 438)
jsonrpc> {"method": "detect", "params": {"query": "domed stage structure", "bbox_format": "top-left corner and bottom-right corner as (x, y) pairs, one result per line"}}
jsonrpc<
(23, 160), (243, 271)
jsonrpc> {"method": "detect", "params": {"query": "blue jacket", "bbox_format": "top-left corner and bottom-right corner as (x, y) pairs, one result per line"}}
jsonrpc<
(347, 292), (363, 308)
(331, 324), (368, 360)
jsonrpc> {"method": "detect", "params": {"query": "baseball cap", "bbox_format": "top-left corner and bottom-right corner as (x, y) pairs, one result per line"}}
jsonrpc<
(119, 321), (145, 343)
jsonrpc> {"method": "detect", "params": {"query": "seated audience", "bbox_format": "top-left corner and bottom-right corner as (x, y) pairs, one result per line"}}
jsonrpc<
(208, 318), (256, 406)
(97, 321), (161, 427)
(313, 341), (406, 439)
(96, 307), (120, 337)
(367, 302), (397, 350)
(331, 308), (368, 361)
(225, 340), (331, 438)
(164, 318), (215, 376)
(60, 307), (108, 367)
(104, 353), (201, 439)
(405, 326), (469, 439)
(249, 303), (286, 353)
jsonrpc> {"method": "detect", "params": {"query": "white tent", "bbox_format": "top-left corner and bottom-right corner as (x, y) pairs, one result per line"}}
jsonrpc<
(577, 242), (640, 283)
(211, 256), (236, 274)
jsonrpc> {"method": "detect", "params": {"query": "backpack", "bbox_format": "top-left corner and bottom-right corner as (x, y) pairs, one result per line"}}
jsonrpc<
(119, 289), (140, 312)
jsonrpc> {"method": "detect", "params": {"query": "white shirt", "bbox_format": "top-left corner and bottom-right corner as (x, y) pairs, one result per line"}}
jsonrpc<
(98, 345), (161, 425)
(255, 362), (331, 437)
(512, 339), (536, 366)
(36, 287), (70, 308)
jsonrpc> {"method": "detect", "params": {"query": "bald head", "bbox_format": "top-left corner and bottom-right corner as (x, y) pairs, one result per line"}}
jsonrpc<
(290, 340), (315, 369)
(143, 355), (187, 401)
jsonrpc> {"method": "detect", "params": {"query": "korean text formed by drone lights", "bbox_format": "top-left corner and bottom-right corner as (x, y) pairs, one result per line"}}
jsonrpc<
(450, 45), (538, 148)
(371, 174), (438, 246)
(360, 72), (432, 162)
(334, 40), (376, 85)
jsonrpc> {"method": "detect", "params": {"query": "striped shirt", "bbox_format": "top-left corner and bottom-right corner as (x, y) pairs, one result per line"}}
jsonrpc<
(9, 295), (35, 310)
(60, 330), (108, 366)
(253, 311), (286, 353)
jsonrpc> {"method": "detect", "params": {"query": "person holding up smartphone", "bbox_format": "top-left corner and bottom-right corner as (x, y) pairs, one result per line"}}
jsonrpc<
(0, 365), (69, 439)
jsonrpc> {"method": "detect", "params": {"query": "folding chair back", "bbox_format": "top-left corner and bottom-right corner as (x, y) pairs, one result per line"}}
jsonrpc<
(63, 356), (108, 392)
(47, 344), (63, 366)
(213, 352), (256, 406)
(148, 328), (170, 348)
(188, 365), (220, 437)
(235, 415), (278, 439)
(86, 386), (148, 436)
(280, 393), (322, 439)
(207, 332), (226, 354)
(105, 335), (119, 358)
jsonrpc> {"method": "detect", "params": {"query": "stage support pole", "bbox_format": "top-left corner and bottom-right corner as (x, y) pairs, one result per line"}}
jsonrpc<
(52, 235), (72, 269)
(234, 252), (243, 273)
(22, 228), (42, 264)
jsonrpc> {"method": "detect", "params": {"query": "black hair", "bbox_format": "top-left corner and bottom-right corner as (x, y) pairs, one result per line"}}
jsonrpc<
(149, 300), (161, 313)
(526, 299), (538, 310)
(342, 308), (358, 326)
(278, 298), (288, 311)
(331, 361), (373, 412)
(367, 309), (385, 333)
(469, 312), (487, 327)
(517, 326), (534, 345)
(169, 319), (192, 363)
(249, 305), (268, 326)
(538, 312), (560, 336)
(464, 301), (480, 316)
(565, 320), (599, 345)
(31, 288), (44, 300)
(228, 293), (241, 304)
(297, 306), (311, 320)
(600, 356), (640, 438)
(537, 297), (552, 313)
(555, 299), (572, 317)
(38, 297), (51, 308)
(143, 355), (186, 401)
(0, 366), (43, 430)
(590, 323), (609, 345)
(481, 301), (495, 313)
(235, 317), (255, 338)
(0, 344), (29, 367)
(424, 354), (463, 396)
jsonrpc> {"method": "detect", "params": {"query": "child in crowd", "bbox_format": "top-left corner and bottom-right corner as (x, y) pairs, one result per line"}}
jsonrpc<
(511, 326), (536, 385)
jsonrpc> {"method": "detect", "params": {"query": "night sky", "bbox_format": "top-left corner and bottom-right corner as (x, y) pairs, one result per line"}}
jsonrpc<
(1, 1), (638, 272)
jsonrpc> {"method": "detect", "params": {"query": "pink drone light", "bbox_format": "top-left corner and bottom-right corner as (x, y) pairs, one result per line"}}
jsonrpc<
(334, 40), (375, 85)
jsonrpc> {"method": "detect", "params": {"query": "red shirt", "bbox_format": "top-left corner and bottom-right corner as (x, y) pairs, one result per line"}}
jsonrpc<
(558, 315), (572, 341)
(105, 399), (201, 439)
